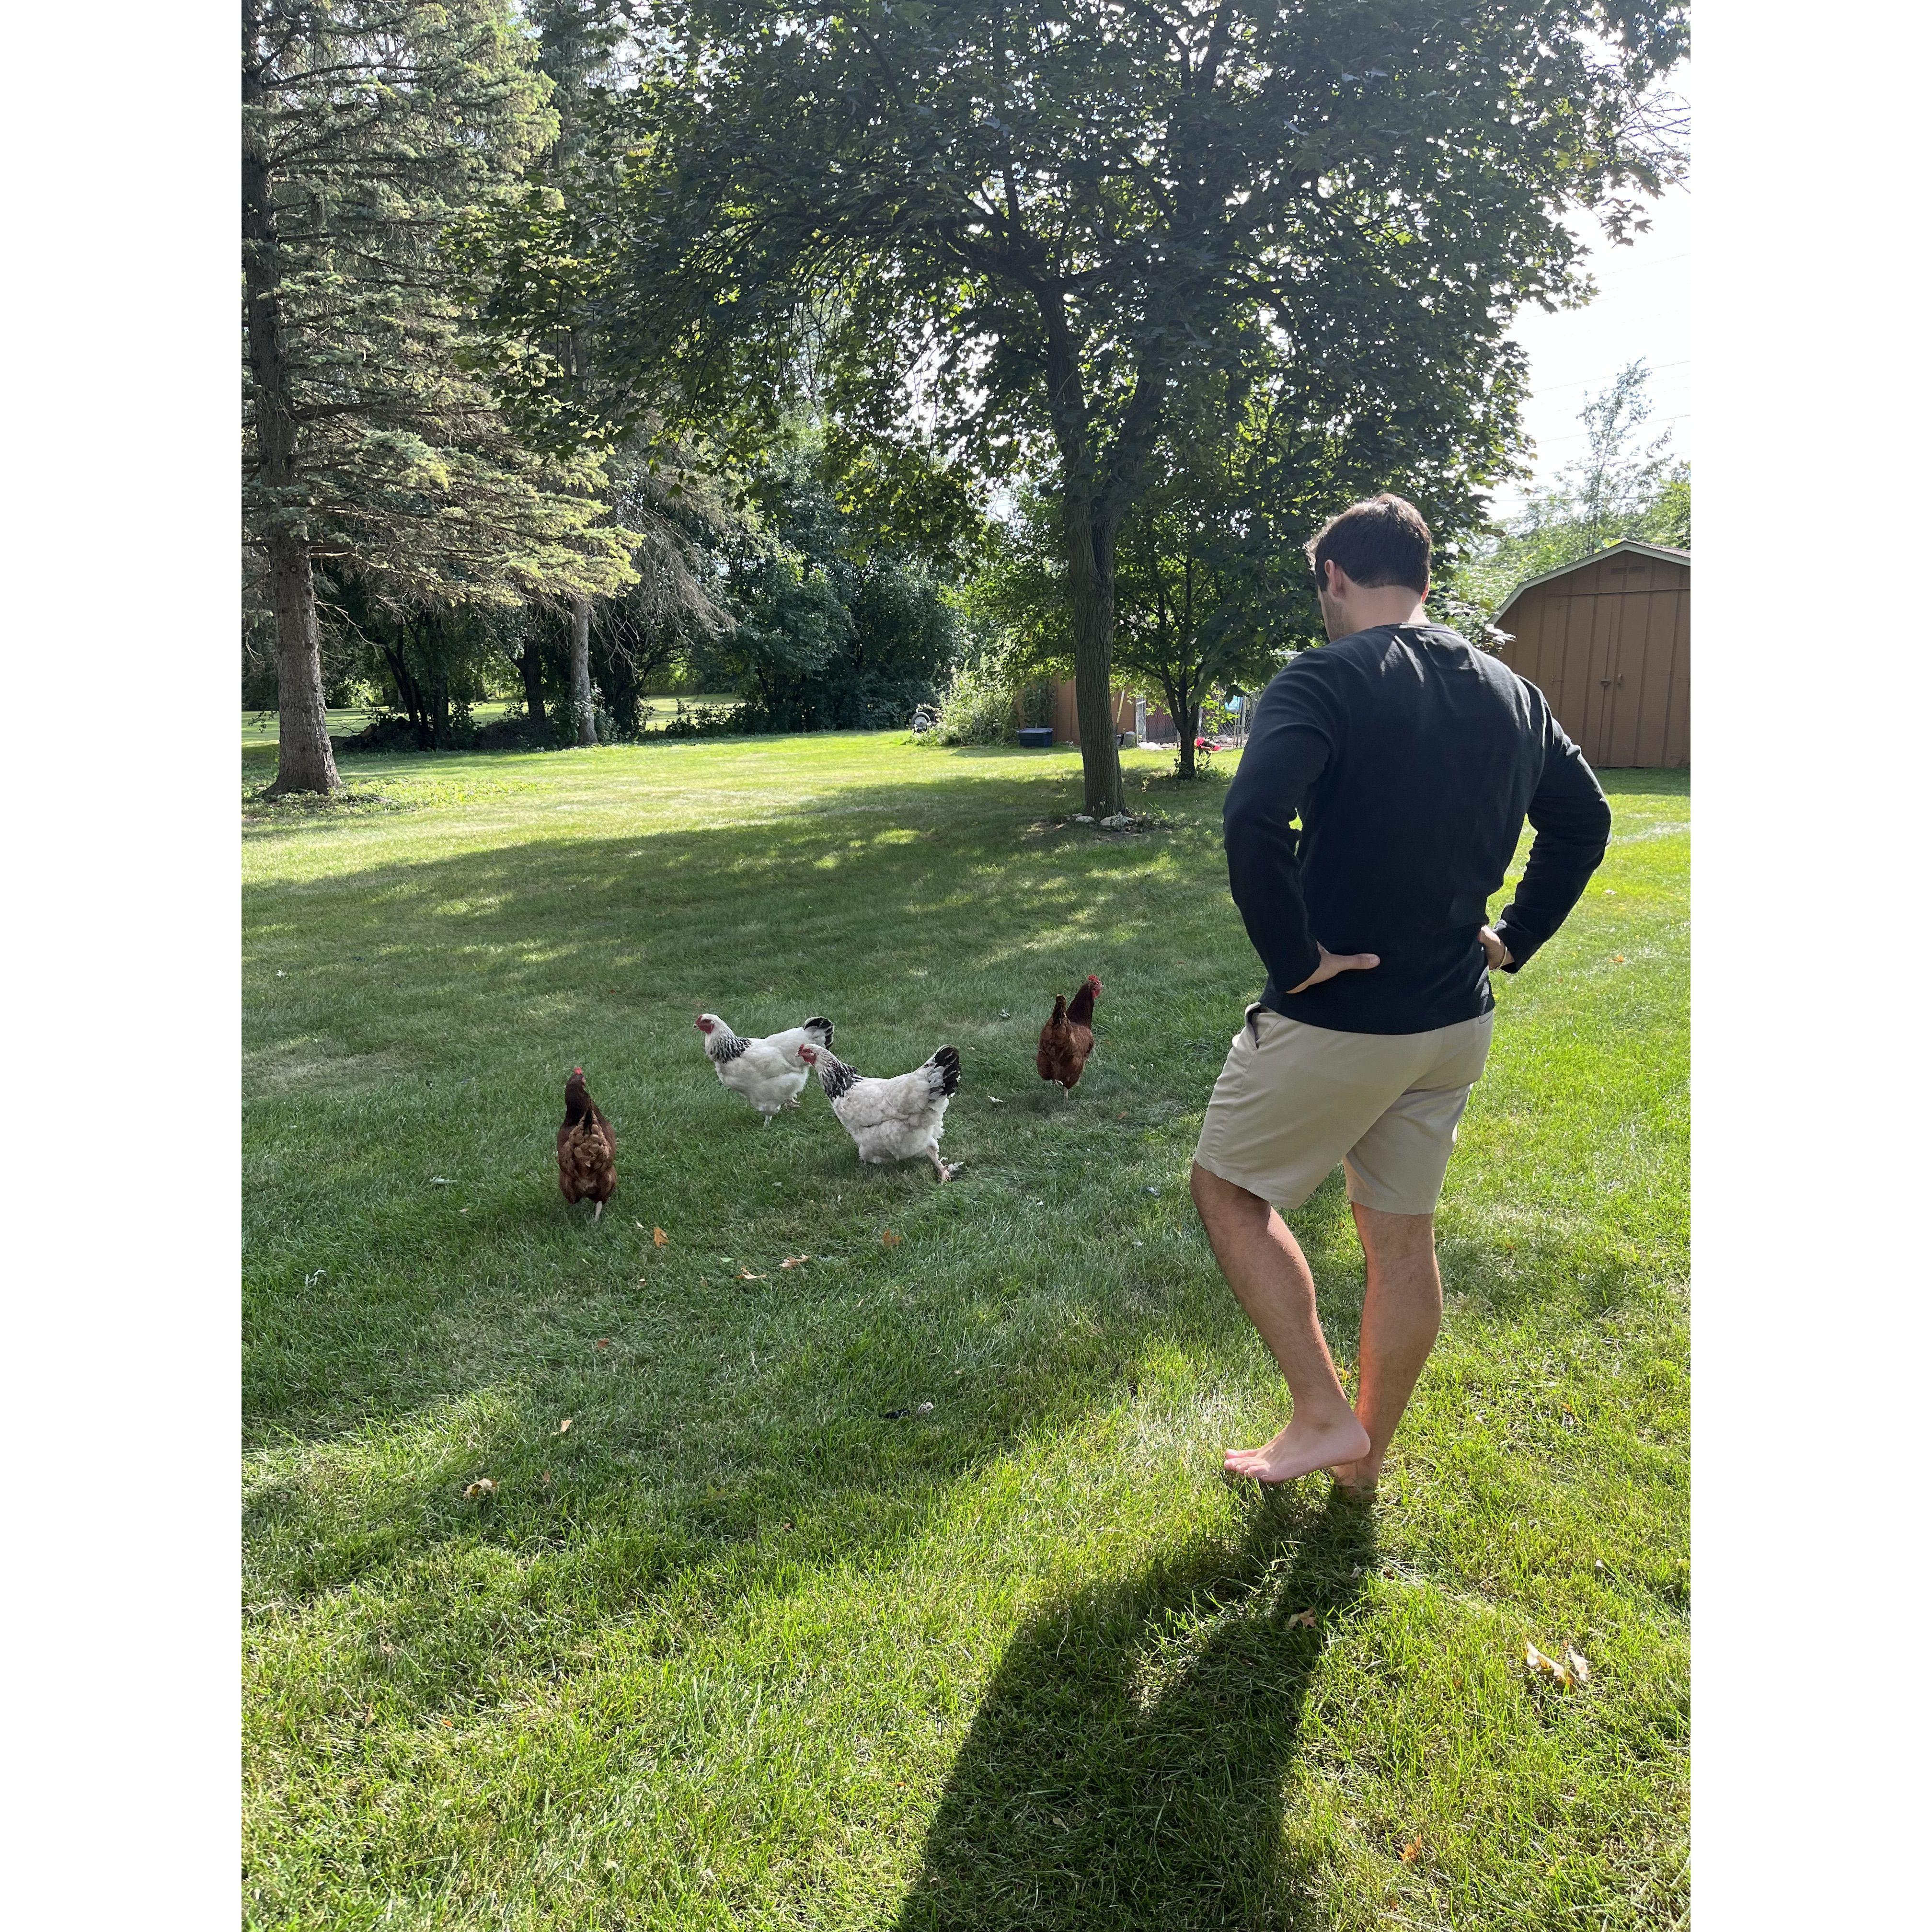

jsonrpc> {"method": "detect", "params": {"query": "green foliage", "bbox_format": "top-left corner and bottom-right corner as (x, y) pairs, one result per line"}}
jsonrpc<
(455, 0), (1686, 812)
(932, 660), (1021, 746)
(1448, 362), (1691, 637)
(333, 585), (520, 752)
(713, 436), (969, 731)
(242, 0), (639, 614)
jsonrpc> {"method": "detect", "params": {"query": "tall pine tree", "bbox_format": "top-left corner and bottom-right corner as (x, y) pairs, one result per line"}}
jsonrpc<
(242, 0), (636, 793)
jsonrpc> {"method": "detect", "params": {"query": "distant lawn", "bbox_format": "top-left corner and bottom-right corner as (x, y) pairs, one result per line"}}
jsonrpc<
(242, 695), (743, 751)
(242, 735), (1688, 1931)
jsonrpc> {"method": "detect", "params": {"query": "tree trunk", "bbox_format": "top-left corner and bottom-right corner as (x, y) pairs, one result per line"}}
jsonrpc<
(1063, 507), (1124, 817)
(381, 641), (432, 749)
(1163, 671), (1196, 779)
(520, 640), (547, 725)
(244, 5), (338, 797)
(570, 596), (596, 746)
(264, 536), (341, 797)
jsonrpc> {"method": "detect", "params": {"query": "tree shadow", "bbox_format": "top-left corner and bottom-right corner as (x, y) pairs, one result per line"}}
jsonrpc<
(242, 784), (1262, 1598)
(895, 1487), (1378, 1932)
(242, 761), (1644, 1618)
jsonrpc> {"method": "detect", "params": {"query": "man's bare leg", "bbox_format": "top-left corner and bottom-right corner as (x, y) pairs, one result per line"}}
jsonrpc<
(1330, 1203), (1441, 1494)
(1190, 1162), (1370, 1483)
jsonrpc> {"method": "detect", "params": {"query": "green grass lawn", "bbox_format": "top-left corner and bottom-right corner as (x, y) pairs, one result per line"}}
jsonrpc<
(243, 734), (1688, 1931)
(242, 696), (742, 747)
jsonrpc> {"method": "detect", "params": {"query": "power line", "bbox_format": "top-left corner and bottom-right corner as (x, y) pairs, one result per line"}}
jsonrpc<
(1518, 411), (1693, 451)
(1524, 358), (1690, 399)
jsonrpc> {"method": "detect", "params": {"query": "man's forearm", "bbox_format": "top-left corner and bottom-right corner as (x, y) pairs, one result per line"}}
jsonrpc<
(1494, 832), (1609, 968)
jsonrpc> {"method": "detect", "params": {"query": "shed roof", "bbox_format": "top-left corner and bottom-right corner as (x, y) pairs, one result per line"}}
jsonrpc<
(1493, 540), (1690, 621)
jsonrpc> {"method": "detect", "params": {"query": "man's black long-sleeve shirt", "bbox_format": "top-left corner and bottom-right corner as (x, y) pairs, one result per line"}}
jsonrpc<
(1222, 621), (1612, 1035)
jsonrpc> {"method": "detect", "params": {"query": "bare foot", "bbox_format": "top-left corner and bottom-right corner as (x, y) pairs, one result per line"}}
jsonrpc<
(1224, 1412), (1370, 1486)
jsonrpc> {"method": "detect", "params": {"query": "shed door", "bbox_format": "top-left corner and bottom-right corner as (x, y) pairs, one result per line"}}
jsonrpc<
(1498, 557), (1689, 768)
(1577, 558), (1689, 768)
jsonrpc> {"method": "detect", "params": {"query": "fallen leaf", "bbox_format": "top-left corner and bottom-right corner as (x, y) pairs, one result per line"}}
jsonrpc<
(653, 1226), (669, 1247)
(1288, 1608), (1318, 1629)
(1614, 954), (1626, 963)
(595, 1338), (611, 1350)
(737, 1268), (767, 1281)
(1401, 1838), (1423, 1864)
(1525, 1640), (1573, 1687)
(463, 1479), (496, 1500)
(1564, 1647), (1591, 1685)
(556, 1418), (573, 1435)
(881, 1230), (903, 1247)
(780, 1254), (809, 1268)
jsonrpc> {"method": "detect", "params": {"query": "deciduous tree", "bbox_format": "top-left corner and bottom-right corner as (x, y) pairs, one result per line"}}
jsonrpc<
(474, 0), (1687, 814)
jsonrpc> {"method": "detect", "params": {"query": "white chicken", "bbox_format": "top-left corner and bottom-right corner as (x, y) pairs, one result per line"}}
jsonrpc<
(695, 1013), (835, 1122)
(799, 1041), (962, 1181)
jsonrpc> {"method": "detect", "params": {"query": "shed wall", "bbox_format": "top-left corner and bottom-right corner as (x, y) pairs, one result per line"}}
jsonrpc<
(1495, 552), (1689, 768)
(1051, 681), (1139, 746)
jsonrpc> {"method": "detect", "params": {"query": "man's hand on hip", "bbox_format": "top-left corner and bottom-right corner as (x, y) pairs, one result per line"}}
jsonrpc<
(1285, 944), (1381, 995)
(1479, 926), (1514, 972)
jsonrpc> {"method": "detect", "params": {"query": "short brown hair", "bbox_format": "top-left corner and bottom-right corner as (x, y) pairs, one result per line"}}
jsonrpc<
(1306, 493), (1432, 597)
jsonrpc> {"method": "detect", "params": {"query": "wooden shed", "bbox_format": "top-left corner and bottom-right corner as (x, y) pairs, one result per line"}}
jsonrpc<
(1492, 540), (1690, 768)
(1049, 680), (1140, 746)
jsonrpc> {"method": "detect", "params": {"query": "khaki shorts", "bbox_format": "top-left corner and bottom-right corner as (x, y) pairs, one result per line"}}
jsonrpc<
(1193, 1005), (1494, 1217)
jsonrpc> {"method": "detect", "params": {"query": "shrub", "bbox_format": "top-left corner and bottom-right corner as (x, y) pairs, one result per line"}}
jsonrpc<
(933, 662), (1019, 745)
(656, 700), (745, 739)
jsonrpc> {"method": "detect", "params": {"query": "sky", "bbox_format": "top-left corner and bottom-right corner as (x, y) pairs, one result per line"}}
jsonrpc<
(1488, 65), (1692, 523)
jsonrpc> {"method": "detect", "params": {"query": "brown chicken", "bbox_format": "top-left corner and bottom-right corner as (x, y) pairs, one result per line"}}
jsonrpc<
(1037, 974), (1102, 1093)
(557, 1067), (617, 1219)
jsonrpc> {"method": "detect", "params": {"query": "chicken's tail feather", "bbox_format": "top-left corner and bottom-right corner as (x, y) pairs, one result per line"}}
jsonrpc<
(929, 1045), (961, 1095)
(803, 1016), (834, 1047)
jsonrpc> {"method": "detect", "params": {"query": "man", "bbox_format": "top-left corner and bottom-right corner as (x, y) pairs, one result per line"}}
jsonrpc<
(1191, 493), (1611, 1493)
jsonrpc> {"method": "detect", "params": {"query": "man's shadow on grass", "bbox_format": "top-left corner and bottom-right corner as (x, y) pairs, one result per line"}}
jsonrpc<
(895, 1486), (1376, 1932)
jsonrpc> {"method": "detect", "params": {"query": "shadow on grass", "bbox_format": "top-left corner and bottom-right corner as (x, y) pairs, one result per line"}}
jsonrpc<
(243, 760), (1663, 1621)
(242, 781), (1253, 1594)
(895, 1488), (1378, 1932)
